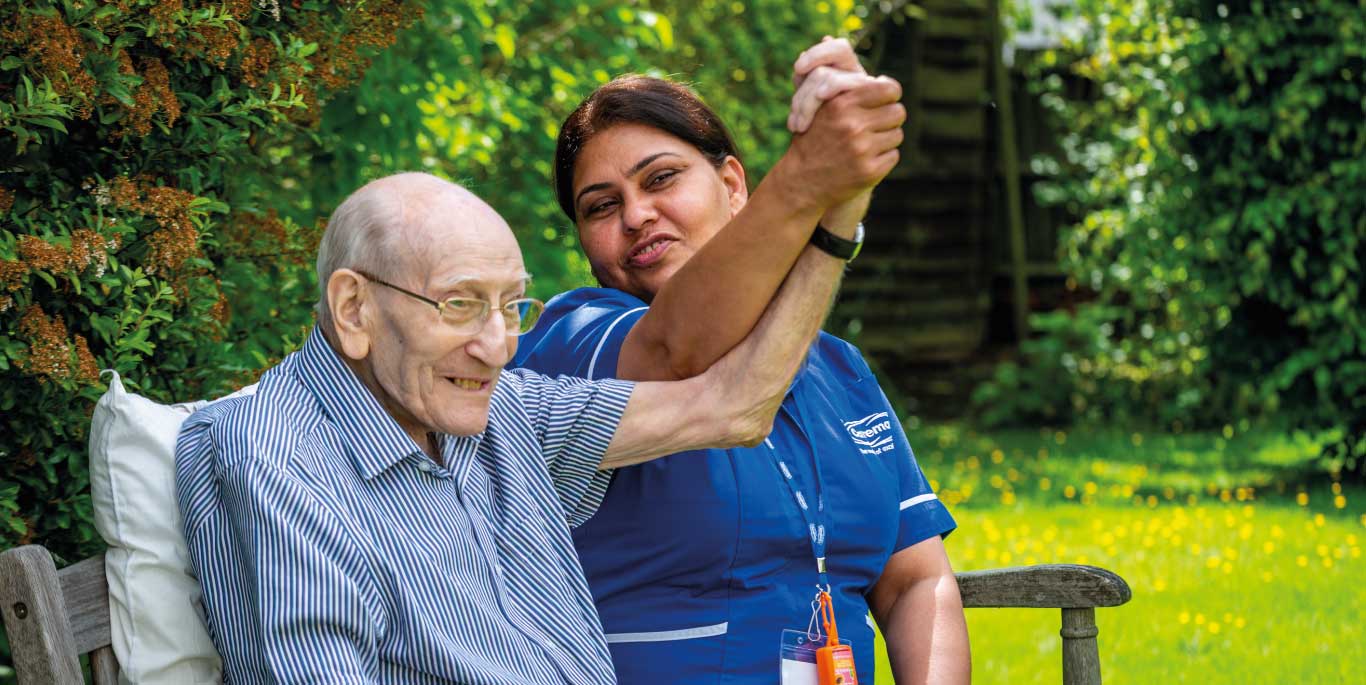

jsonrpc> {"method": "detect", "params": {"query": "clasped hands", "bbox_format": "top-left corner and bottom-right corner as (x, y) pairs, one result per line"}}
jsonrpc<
(780, 36), (906, 235)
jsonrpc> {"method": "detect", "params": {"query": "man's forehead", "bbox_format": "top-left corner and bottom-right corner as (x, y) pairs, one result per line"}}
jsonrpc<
(432, 271), (533, 291)
(387, 185), (524, 279)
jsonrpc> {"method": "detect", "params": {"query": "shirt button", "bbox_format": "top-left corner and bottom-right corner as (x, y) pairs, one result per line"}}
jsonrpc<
(417, 462), (433, 473)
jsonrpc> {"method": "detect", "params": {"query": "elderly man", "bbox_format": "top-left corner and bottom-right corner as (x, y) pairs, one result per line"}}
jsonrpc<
(174, 160), (861, 683)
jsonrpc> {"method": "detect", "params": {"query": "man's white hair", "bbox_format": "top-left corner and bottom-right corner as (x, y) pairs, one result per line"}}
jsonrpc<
(314, 172), (458, 326)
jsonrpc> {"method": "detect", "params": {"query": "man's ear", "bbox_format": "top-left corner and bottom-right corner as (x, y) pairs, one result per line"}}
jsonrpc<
(328, 269), (372, 360)
(720, 155), (749, 217)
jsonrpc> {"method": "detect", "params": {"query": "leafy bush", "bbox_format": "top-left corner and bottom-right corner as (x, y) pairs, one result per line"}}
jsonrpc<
(981, 0), (1365, 472)
(972, 305), (1256, 430)
(0, 0), (421, 564)
(1, 0), (863, 563)
(1, 2), (869, 677)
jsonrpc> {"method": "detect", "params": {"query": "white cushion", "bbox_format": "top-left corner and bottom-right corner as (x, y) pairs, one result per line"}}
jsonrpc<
(88, 370), (255, 685)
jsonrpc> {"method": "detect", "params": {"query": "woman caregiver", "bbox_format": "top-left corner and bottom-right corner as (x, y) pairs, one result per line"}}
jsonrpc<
(513, 39), (970, 684)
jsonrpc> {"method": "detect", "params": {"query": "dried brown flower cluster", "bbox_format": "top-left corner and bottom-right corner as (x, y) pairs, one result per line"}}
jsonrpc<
(210, 279), (230, 326)
(17, 305), (99, 385)
(186, 23), (242, 68)
(149, 0), (183, 31)
(0, 256), (24, 291)
(279, 1), (420, 125)
(302, 1), (416, 91)
(4, 14), (98, 117)
(239, 38), (275, 88)
(120, 57), (181, 138)
(0, 187), (14, 214)
(1, 229), (119, 299)
(223, 0), (255, 19)
(224, 208), (286, 251)
(106, 176), (142, 208)
(141, 186), (202, 275)
(102, 176), (203, 276)
(18, 229), (116, 275)
(147, 0), (244, 68)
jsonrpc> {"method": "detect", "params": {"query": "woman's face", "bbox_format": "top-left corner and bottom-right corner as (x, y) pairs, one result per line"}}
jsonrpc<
(571, 123), (747, 300)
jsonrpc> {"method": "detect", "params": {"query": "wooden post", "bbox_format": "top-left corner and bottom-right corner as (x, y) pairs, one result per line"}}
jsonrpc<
(0, 546), (84, 684)
(1060, 607), (1103, 685)
(988, 0), (1032, 341)
(90, 646), (121, 684)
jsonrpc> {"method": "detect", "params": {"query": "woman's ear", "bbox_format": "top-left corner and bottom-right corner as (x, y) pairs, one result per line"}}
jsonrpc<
(719, 155), (749, 216)
(327, 269), (372, 360)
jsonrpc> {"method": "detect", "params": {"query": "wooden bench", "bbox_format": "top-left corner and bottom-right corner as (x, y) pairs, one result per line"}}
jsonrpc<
(2, 544), (1131, 684)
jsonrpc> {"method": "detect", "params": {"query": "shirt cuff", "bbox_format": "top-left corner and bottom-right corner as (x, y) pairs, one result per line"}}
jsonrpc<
(558, 378), (634, 528)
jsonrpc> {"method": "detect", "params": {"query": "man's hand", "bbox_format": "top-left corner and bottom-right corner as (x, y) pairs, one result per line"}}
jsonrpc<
(789, 37), (868, 133)
(776, 37), (905, 235)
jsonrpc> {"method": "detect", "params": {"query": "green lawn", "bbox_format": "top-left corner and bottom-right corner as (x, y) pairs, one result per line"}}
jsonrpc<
(872, 424), (1365, 684)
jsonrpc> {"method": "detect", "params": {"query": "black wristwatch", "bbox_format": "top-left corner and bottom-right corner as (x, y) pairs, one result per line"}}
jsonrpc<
(809, 222), (864, 261)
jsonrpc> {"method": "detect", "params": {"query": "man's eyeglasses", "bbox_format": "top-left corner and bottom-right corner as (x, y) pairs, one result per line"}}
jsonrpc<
(354, 270), (545, 337)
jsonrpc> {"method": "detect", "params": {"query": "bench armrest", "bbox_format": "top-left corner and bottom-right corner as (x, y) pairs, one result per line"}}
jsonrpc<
(955, 563), (1132, 609)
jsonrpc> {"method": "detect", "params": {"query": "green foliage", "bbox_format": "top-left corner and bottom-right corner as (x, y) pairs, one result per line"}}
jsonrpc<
(298, 0), (853, 298)
(1, 1), (861, 674)
(981, 1), (1366, 471)
(0, 0), (864, 565)
(0, 0), (421, 563)
(973, 303), (1263, 430)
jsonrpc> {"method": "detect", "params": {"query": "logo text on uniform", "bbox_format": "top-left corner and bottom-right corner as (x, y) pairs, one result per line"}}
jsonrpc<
(843, 412), (894, 455)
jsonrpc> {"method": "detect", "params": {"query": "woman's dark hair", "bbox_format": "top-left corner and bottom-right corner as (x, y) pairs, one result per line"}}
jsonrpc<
(554, 75), (741, 221)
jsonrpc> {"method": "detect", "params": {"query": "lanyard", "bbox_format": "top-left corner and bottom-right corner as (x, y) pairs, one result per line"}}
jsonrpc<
(764, 397), (830, 590)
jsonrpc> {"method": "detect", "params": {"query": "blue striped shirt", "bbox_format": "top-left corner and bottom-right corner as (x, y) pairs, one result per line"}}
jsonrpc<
(176, 328), (633, 684)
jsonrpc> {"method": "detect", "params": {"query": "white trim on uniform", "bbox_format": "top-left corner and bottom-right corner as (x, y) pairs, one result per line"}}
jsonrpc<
(603, 622), (729, 644)
(899, 493), (939, 511)
(587, 306), (649, 380)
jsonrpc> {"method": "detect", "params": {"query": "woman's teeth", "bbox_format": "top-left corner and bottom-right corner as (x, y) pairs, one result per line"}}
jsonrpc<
(634, 240), (667, 260)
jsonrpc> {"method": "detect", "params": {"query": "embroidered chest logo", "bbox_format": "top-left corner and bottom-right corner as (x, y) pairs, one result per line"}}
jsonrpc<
(843, 412), (895, 455)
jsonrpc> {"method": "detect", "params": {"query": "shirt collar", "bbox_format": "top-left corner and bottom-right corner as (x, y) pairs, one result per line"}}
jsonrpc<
(295, 327), (475, 480)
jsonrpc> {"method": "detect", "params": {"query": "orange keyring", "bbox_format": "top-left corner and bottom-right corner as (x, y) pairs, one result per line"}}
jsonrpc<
(819, 590), (839, 643)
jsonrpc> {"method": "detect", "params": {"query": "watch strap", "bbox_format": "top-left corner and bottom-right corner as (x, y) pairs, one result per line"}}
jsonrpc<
(809, 222), (864, 261)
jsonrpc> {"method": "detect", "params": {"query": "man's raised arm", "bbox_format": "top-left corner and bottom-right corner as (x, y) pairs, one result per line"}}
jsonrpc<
(601, 227), (859, 467)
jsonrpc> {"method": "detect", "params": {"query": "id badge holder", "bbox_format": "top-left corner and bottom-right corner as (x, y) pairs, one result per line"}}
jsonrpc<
(779, 629), (853, 685)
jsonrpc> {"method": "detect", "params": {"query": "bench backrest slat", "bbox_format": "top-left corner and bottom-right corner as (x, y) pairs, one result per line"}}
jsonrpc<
(56, 555), (113, 656)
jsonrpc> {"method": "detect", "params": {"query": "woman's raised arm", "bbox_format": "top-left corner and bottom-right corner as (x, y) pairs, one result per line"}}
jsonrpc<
(617, 43), (904, 381)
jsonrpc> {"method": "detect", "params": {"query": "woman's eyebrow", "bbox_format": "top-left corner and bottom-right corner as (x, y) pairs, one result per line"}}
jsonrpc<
(574, 152), (684, 207)
(625, 151), (681, 177)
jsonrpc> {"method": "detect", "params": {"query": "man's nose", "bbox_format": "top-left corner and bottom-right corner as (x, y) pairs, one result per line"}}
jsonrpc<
(466, 310), (512, 368)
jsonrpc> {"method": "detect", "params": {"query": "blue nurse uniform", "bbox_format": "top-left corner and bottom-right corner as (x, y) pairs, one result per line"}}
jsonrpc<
(512, 288), (956, 684)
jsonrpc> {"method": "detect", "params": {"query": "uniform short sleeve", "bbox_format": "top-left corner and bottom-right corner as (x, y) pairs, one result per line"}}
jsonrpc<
(512, 287), (649, 380)
(831, 340), (957, 552)
(885, 394), (958, 552)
